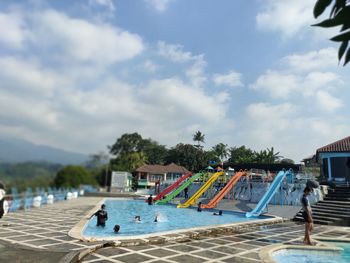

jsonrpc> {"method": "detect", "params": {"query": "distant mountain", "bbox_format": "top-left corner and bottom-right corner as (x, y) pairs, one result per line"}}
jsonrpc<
(0, 138), (89, 165)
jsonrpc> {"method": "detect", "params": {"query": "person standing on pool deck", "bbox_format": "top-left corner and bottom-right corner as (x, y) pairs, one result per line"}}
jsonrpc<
(91, 204), (108, 227)
(301, 187), (313, 245)
(147, 194), (153, 205)
(184, 187), (189, 199)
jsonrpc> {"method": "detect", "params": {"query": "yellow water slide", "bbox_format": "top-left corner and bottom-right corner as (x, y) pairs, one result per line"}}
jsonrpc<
(177, 171), (224, 208)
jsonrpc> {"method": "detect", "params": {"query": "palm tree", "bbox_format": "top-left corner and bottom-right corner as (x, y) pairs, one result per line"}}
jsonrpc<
(193, 131), (205, 148)
(212, 143), (228, 162)
(255, 147), (282, 164)
(266, 147), (282, 163)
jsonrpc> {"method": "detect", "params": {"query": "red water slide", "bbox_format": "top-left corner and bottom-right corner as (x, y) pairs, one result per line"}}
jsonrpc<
(153, 172), (193, 202)
(201, 171), (246, 209)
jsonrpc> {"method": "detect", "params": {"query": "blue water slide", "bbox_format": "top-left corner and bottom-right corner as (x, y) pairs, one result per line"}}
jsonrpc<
(246, 169), (293, 218)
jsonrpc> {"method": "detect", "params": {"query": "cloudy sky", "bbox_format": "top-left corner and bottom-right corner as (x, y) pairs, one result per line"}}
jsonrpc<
(0, 0), (349, 162)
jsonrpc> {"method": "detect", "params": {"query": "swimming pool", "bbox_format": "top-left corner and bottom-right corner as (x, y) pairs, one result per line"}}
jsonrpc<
(272, 242), (350, 263)
(82, 199), (269, 238)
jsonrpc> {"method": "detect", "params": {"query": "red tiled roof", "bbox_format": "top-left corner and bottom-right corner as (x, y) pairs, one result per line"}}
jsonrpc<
(316, 136), (350, 153)
(136, 163), (189, 174)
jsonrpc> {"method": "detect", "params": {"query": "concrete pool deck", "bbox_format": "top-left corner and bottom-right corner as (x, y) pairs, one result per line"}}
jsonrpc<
(0, 197), (349, 262)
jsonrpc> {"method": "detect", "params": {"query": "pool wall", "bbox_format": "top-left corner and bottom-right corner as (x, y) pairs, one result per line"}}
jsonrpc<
(68, 198), (284, 243)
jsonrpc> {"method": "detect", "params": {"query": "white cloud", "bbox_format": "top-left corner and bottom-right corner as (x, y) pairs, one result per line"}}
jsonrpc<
(0, 8), (235, 153)
(239, 101), (350, 161)
(31, 10), (144, 65)
(0, 55), (232, 153)
(89, 0), (115, 11)
(157, 41), (195, 63)
(246, 46), (349, 160)
(185, 56), (207, 87)
(250, 70), (300, 98)
(157, 41), (207, 86)
(316, 90), (343, 112)
(145, 0), (174, 12)
(240, 102), (299, 155)
(142, 60), (159, 72)
(0, 12), (27, 49)
(256, 0), (314, 38)
(251, 47), (344, 107)
(0, 56), (60, 97)
(283, 48), (338, 72)
(213, 70), (243, 88)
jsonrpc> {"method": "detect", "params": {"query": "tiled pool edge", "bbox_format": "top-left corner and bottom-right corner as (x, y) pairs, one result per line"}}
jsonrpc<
(259, 238), (350, 263)
(69, 198), (285, 243)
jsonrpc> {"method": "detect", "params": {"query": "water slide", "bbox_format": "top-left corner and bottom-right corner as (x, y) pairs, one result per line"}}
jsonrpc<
(245, 169), (292, 218)
(152, 172), (193, 202)
(155, 172), (203, 205)
(177, 171), (224, 208)
(202, 171), (246, 209)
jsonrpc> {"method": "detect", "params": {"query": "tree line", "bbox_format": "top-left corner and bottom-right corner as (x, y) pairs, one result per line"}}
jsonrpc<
(107, 132), (293, 173)
(1, 131), (294, 192)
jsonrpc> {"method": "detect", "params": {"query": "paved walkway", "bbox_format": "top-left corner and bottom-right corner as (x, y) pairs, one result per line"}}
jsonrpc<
(0, 197), (349, 263)
(0, 197), (101, 252)
(81, 223), (350, 263)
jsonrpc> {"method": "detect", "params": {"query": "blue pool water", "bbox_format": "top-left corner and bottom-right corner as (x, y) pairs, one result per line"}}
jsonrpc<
(272, 242), (350, 263)
(82, 199), (267, 237)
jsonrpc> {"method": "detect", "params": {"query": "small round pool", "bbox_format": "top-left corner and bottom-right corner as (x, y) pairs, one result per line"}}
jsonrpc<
(82, 199), (269, 238)
(272, 242), (350, 263)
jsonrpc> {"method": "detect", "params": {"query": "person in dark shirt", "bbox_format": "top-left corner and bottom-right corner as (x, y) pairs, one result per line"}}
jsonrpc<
(147, 194), (153, 205)
(197, 202), (202, 212)
(91, 204), (108, 227)
(184, 187), (189, 199)
(0, 183), (5, 219)
(301, 187), (313, 245)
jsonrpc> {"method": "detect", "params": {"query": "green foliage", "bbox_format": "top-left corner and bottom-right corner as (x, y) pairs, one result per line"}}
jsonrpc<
(280, 158), (295, 164)
(229, 146), (256, 164)
(131, 176), (138, 191)
(229, 146), (282, 164)
(109, 133), (145, 156)
(313, 0), (350, 65)
(192, 130), (205, 148)
(54, 165), (96, 188)
(110, 152), (147, 172)
(212, 143), (229, 161)
(108, 133), (167, 172)
(89, 166), (107, 186)
(85, 152), (109, 169)
(166, 143), (205, 171)
(141, 139), (168, 165)
(255, 147), (282, 164)
(0, 162), (61, 193)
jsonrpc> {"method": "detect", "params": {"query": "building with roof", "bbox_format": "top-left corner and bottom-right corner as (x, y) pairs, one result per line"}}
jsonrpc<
(135, 163), (189, 188)
(316, 136), (350, 183)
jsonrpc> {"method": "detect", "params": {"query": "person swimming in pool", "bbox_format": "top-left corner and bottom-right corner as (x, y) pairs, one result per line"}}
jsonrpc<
(147, 194), (153, 205)
(134, 216), (141, 223)
(91, 204), (108, 227)
(197, 202), (202, 212)
(213, 210), (223, 216)
(114, 224), (120, 233)
(301, 187), (313, 245)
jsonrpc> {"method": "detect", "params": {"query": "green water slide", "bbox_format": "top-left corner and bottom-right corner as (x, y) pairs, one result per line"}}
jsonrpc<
(155, 172), (203, 205)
